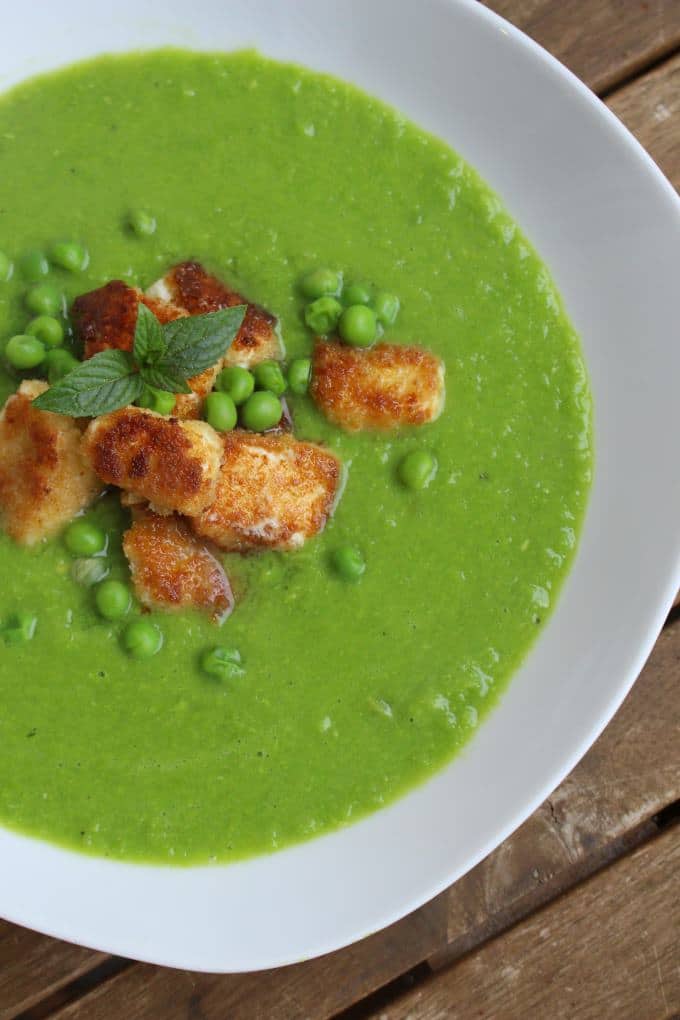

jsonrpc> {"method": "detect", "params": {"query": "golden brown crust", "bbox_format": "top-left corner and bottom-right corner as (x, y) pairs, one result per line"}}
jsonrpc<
(191, 430), (342, 552)
(311, 340), (445, 431)
(72, 281), (141, 359)
(164, 261), (283, 368)
(82, 408), (222, 516)
(123, 506), (233, 621)
(0, 381), (102, 544)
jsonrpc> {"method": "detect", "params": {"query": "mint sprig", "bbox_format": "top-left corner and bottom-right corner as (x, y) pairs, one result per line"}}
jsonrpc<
(33, 303), (246, 417)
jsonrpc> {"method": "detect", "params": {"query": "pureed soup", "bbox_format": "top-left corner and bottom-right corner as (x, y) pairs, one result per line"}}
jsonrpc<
(0, 50), (591, 863)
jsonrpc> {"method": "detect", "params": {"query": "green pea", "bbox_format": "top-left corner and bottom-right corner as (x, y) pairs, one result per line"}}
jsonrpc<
(95, 579), (131, 621)
(128, 210), (156, 237)
(343, 281), (372, 306)
(287, 357), (312, 395)
(64, 520), (106, 557)
(45, 348), (79, 383)
(204, 391), (237, 432)
(200, 646), (245, 681)
(136, 385), (176, 416)
(19, 250), (49, 281)
(5, 335), (45, 371)
(49, 240), (89, 273)
(300, 267), (341, 299)
(373, 291), (400, 327)
(331, 545), (366, 582)
(26, 315), (64, 348)
(305, 296), (342, 335)
(240, 390), (283, 432)
(122, 619), (163, 659)
(252, 360), (286, 396)
(398, 450), (438, 490)
(25, 282), (63, 317)
(338, 305), (377, 347)
(0, 251), (13, 283)
(71, 558), (109, 587)
(216, 365), (255, 405)
(2, 611), (37, 645)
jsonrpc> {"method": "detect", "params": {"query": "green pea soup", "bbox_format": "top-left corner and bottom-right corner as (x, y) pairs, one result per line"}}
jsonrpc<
(0, 50), (592, 863)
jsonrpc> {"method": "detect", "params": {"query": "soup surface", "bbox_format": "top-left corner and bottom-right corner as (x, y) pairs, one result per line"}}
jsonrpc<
(0, 50), (591, 863)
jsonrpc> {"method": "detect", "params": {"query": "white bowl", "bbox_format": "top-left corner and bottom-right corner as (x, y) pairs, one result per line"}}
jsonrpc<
(1, 0), (679, 972)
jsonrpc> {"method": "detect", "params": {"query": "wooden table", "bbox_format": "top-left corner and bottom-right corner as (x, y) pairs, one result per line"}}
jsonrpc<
(2, 4), (680, 1017)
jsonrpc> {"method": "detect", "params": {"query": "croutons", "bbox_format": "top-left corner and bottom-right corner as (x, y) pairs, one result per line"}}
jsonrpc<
(0, 381), (102, 545)
(311, 339), (445, 431)
(191, 430), (342, 552)
(123, 506), (233, 621)
(72, 280), (142, 360)
(82, 407), (222, 516)
(146, 261), (284, 368)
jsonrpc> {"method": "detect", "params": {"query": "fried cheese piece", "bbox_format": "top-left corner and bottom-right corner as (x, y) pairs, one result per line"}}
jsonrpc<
(191, 430), (342, 552)
(83, 407), (222, 516)
(123, 506), (233, 621)
(145, 261), (284, 369)
(0, 381), (102, 545)
(311, 340), (445, 431)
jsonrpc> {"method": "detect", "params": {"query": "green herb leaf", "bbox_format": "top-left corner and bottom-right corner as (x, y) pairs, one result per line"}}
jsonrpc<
(133, 303), (167, 365)
(140, 364), (192, 394)
(32, 350), (143, 417)
(157, 305), (246, 380)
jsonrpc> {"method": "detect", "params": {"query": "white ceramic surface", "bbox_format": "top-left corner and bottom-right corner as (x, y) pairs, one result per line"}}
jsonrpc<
(1, 0), (679, 973)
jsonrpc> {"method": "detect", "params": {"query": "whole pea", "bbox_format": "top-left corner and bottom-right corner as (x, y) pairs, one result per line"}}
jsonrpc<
(373, 291), (400, 327)
(342, 281), (372, 306)
(136, 385), (176, 416)
(128, 210), (156, 237)
(216, 365), (255, 405)
(49, 240), (89, 273)
(25, 283), (63, 317)
(287, 357), (312, 395)
(240, 390), (283, 432)
(300, 267), (342, 299)
(331, 545), (366, 582)
(19, 250), (49, 281)
(94, 580), (131, 621)
(5, 335), (46, 371)
(2, 611), (37, 645)
(64, 520), (107, 557)
(252, 360), (286, 396)
(204, 391), (238, 432)
(338, 305), (377, 347)
(398, 450), (438, 490)
(122, 619), (163, 659)
(26, 315), (64, 348)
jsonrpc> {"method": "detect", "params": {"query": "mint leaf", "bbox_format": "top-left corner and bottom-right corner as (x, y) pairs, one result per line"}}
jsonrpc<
(140, 364), (192, 394)
(32, 350), (143, 417)
(133, 303), (166, 365)
(158, 305), (246, 379)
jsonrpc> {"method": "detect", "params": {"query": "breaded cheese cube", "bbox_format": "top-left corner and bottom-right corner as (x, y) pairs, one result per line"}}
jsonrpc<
(146, 260), (284, 369)
(82, 407), (223, 516)
(123, 506), (233, 622)
(311, 340), (445, 431)
(191, 431), (342, 552)
(0, 380), (102, 544)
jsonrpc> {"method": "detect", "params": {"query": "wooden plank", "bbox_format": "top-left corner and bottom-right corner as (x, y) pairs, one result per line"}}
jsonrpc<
(485, 0), (680, 95)
(370, 826), (680, 1020)
(44, 619), (680, 1020)
(0, 922), (105, 1020)
(608, 49), (680, 190)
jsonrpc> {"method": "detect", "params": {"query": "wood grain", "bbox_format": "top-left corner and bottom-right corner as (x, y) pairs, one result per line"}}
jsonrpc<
(0, 922), (105, 1020)
(486, 0), (680, 94)
(608, 49), (680, 189)
(42, 619), (680, 1020)
(372, 825), (680, 1020)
